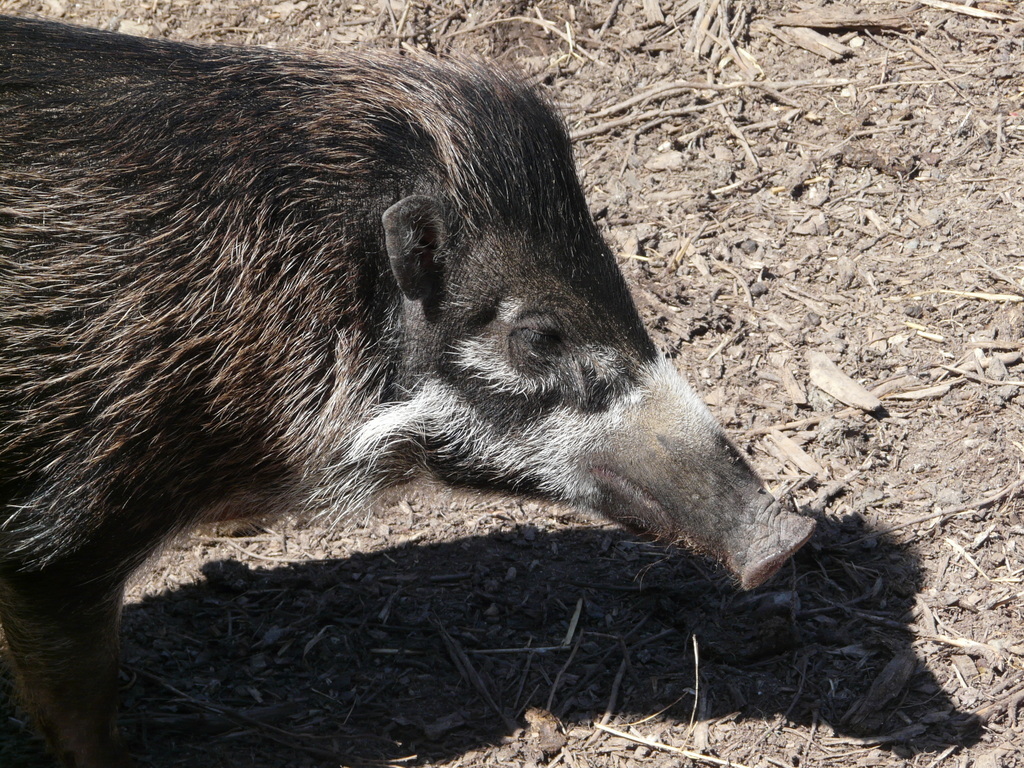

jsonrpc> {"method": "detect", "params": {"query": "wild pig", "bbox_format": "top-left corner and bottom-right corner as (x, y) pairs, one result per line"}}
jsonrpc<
(0, 16), (815, 767)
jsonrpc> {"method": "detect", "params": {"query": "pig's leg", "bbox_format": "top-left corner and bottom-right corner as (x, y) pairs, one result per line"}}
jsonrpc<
(0, 565), (132, 768)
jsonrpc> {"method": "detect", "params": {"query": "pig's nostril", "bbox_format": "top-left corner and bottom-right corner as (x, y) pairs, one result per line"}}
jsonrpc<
(755, 487), (776, 508)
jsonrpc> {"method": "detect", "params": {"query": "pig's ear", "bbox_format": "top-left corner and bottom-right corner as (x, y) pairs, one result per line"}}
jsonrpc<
(383, 195), (446, 306)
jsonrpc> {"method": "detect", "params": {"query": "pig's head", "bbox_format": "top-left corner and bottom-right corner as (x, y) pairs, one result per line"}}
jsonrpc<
(347, 59), (814, 589)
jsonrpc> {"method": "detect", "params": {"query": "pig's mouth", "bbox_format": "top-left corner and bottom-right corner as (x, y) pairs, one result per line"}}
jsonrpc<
(588, 466), (815, 589)
(589, 466), (681, 542)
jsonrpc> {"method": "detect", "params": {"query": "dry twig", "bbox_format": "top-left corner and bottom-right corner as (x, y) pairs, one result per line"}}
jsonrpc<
(595, 723), (754, 768)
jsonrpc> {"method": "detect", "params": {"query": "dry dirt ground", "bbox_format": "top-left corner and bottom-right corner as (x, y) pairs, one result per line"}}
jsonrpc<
(1, 1), (1022, 767)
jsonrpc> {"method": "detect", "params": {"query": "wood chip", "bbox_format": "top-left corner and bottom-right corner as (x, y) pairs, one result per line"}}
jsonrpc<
(841, 652), (918, 726)
(792, 211), (829, 236)
(870, 374), (924, 398)
(807, 351), (883, 412)
(884, 383), (953, 400)
(769, 26), (853, 61)
(770, 5), (912, 30)
(952, 655), (980, 686)
(779, 363), (809, 406)
(643, 0), (666, 26)
(768, 430), (827, 480)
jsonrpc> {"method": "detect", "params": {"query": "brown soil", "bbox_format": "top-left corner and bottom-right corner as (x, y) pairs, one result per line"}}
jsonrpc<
(1, 1), (1022, 767)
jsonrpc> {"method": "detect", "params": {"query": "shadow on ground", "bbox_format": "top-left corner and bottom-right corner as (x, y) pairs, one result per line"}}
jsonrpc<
(1, 515), (980, 767)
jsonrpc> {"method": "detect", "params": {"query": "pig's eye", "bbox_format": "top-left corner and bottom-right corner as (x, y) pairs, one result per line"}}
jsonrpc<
(515, 327), (562, 355)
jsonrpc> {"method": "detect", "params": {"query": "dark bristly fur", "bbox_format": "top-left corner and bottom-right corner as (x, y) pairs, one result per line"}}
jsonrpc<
(1, 16), (814, 767)
(0, 16), (616, 563)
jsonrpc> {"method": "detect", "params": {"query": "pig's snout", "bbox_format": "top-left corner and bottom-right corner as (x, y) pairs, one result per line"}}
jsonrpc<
(584, 358), (816, 588)
(725, 493), (816, 590)
(589, 434), (816, 589)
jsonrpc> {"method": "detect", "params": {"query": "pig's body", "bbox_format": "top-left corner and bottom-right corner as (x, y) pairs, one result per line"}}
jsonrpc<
(0, 16), (814, 767)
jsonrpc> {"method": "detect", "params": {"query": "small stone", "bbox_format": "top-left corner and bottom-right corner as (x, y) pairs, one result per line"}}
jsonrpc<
(117, 20), (151, 36)
(644, 150), (685, 172)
